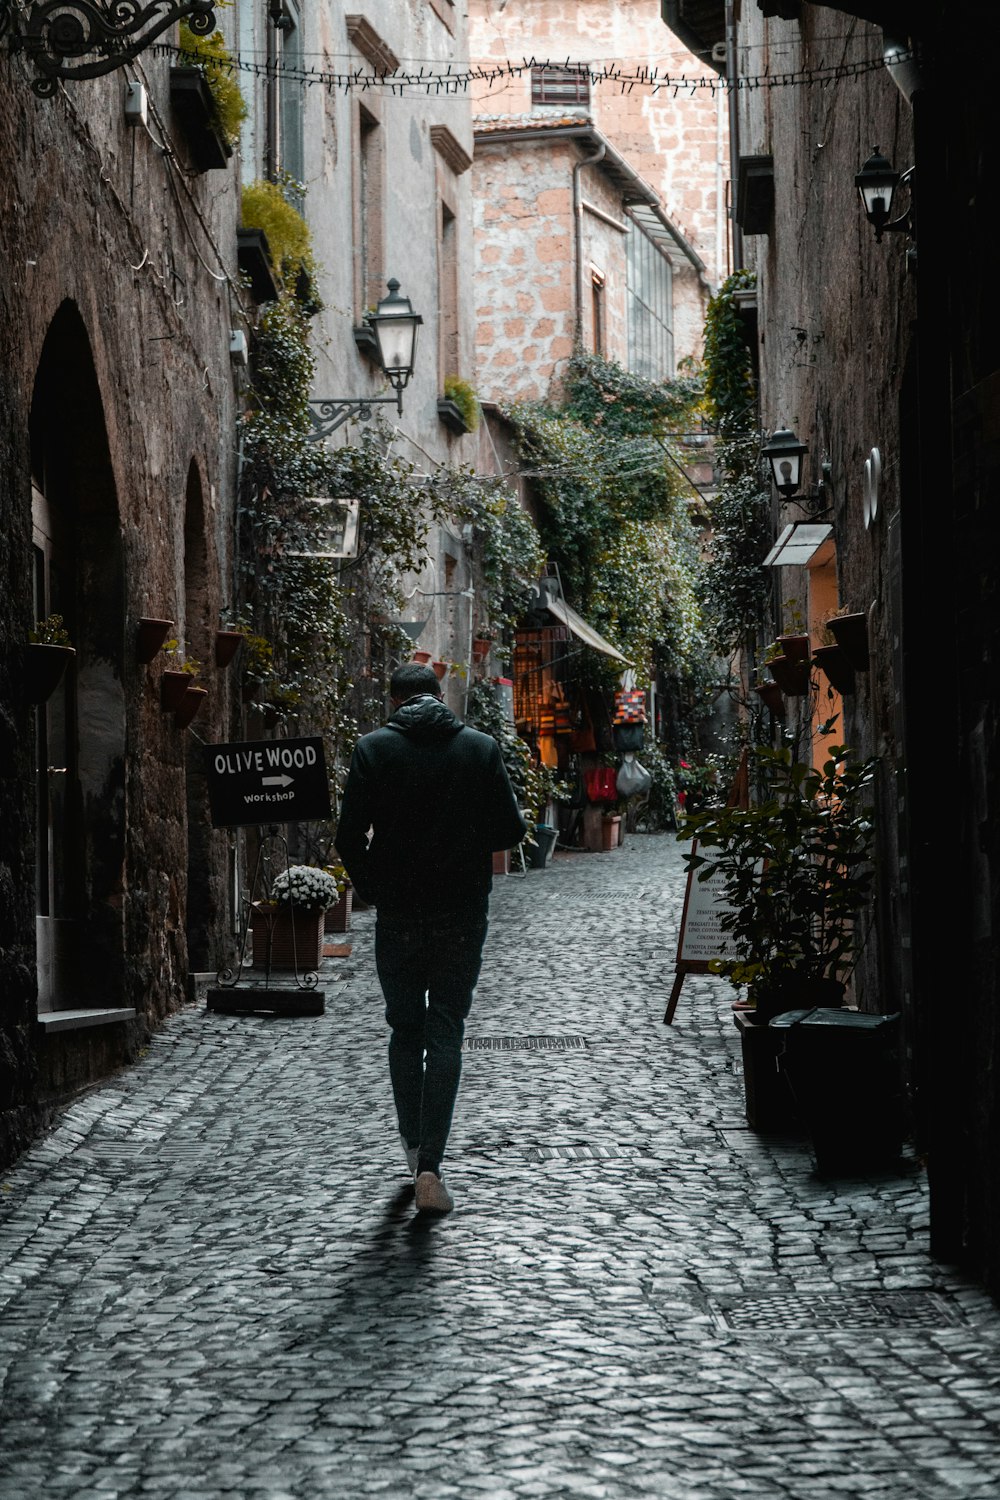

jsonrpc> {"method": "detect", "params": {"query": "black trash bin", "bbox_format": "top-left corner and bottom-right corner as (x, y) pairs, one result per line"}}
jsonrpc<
(769, 1007), (902, 1174)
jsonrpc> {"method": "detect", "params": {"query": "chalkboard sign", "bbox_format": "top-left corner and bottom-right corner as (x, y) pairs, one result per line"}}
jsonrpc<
(207, 737), (331, 828)
(664, 840), (741, 1024)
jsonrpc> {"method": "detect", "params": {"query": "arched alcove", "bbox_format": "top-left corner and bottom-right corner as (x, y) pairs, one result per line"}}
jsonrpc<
(29, 300), (126, 1009)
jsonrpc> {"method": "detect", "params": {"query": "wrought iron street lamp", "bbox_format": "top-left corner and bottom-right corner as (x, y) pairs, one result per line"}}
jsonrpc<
(307, 279), (422, 442)
(855, 146), (915, 245)
(1, 0), (217, 97)
(762, 426), (808, 499)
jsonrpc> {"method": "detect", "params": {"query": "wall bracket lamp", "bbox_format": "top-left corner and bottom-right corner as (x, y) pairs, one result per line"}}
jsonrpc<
(307, 279), (422, 442)
(762, 426), (808, 499)
(2, 0), (216, 97)
(855, 146), (916, 249)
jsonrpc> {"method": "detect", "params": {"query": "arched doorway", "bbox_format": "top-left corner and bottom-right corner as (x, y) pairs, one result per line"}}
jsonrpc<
(29, 302), (126, 1010)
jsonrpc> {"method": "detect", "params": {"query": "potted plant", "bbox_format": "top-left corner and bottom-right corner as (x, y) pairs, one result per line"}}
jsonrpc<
(764, 641), (809, 696)
(437, 375), (480, 436)
(682, 744), (877, 1130)
(253, 865), (340, 971)
(170, 21), (246, 173)
(240, 179), (316, 310)
(322, 864), (351, 932)
(27, 614), (75, 703)
(683, 744), (877, 1021)
(160, 641), (201, 711)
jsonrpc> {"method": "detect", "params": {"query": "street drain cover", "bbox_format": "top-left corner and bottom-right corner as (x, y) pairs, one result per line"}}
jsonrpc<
(713, 1288), (965, 1332)
(523, 1143), (638, 1162)
(463, 1035), (588, 1051)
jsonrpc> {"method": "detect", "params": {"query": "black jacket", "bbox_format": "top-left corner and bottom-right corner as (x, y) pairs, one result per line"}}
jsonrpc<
(334, 695), (528, 914)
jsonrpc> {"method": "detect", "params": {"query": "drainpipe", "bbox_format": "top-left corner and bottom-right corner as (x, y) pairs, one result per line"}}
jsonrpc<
(725, 0), (742, 271)
(573, 142), (606, 344)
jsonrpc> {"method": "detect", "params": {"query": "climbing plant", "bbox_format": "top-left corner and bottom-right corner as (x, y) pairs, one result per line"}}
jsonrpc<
(504, 351), (714, 738)
(700, 270), (772, 660)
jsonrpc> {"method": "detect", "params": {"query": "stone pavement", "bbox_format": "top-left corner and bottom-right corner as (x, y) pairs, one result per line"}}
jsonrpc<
(2, 833), (1000, 1500)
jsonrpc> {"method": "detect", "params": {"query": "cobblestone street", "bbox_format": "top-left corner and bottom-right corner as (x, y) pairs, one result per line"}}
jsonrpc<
(2, 833), (999, 1500)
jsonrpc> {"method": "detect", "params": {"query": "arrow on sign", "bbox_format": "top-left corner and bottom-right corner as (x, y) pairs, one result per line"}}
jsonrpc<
(262, 774), (294, 788)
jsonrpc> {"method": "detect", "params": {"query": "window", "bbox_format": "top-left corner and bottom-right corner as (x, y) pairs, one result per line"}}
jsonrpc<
(591, 270), (605, 356)
(357, 103), (385, 314)
(626, 223), (674, 379)
(277, 0), (305, 183)
(439, 200), (459, 384)
(531, 65), (590, 107)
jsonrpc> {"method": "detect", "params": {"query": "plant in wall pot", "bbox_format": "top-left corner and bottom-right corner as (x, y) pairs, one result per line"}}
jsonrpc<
(682, 744), (877, 1023)
(27, 614), (75, 703)
(160, 641), (202, 712)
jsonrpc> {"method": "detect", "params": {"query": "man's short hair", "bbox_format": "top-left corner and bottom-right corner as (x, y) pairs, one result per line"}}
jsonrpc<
(390, 663), (442, 701)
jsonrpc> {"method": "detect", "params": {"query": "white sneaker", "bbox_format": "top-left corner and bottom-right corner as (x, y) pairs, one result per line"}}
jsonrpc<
(414, 1171), (455, 1213)
(400, 1135), (419, 1176)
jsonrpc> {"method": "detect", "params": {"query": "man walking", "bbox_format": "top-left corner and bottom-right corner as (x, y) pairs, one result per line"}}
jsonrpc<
(335, 663), (527, 1213)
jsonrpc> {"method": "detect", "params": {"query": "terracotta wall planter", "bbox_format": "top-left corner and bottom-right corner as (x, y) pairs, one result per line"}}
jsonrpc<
(215, 630), (244, 668)
(767, 655), (809, 696)
(136, 618), (173, 664)
(175, 685), (208, 729)
(828, 613), (870, 671)
(813, 645), (855, 696)
(776, 634), (811, 664)
(253, 907), (324, 970)
(160, 670), (193, 712)
(754, 680), (785, 715)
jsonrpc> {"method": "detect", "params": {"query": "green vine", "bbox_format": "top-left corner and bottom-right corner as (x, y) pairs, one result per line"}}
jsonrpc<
(503, 351), (715, 746)
(701, 270), (772, 660)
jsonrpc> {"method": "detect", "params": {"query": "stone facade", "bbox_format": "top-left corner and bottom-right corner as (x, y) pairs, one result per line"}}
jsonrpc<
(1, 53), (242, 1162)
(469, 0), (724, 392)
(687, 0), (1000, 1291)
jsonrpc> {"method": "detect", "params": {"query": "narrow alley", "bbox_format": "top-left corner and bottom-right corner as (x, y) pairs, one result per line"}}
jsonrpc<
(1, 834), (999, 1500)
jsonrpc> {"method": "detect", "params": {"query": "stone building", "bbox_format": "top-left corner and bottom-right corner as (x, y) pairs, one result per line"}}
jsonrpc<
(661, 0), (1000, 1289)
(469, 0), (724, 399)
(1, 35), (245, 1162)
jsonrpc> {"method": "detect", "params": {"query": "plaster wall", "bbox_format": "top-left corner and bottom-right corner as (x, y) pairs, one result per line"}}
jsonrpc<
(234, 0), (478, 470)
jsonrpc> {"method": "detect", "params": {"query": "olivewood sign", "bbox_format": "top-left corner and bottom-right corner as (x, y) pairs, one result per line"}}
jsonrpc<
(207, 737), (331, 827)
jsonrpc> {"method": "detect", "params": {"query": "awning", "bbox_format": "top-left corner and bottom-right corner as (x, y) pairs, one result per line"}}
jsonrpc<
(763, 522), (834, 568)
(546, 597), (629, 662)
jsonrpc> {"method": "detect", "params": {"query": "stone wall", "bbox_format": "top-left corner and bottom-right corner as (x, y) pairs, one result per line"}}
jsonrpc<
(736, 8), (916, 1028)
(1, 52), (242, 1163)
(469, 0), (725, 362)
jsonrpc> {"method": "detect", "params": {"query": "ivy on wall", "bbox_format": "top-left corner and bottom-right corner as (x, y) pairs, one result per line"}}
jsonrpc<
(503, 352), (714, 738)
(700, 270), (772, 660)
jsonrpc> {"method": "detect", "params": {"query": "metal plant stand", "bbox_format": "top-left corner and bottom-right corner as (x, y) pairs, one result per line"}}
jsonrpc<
(206, 827), (325, 1016)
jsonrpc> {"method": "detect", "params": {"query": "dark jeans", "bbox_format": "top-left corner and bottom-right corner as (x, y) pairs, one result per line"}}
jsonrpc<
(375, 908), (489, 1168)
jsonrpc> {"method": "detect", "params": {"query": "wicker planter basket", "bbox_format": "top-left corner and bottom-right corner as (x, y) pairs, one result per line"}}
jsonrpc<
(252, 907), (324, 970)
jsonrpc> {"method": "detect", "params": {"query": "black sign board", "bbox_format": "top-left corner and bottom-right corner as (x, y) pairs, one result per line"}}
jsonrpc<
(207, 737), (332, 828)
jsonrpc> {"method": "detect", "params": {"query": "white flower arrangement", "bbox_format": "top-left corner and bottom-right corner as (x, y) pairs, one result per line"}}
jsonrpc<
(271, 864), (340, 914)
